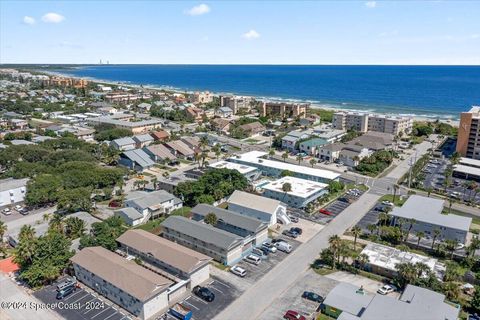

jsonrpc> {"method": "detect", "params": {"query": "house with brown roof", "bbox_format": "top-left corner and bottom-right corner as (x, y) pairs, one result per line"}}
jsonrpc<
(71, 246), (173, 320)
(165, 140), (195, 159)
(185, 106), (204, 122)
(117, 229), (211, 289)
(238, 121), (266, 136)
(150, 130), (170, 142)
(211, 118), (232, 134)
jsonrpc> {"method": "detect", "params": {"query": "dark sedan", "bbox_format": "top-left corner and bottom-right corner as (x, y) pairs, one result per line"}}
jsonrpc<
(302, 291), (323, 303)
(193, 286), (215, 302)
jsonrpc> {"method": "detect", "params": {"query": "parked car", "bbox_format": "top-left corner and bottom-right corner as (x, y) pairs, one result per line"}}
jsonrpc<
(2, 208), (11, 215)
(271, 238), (287, 244)
(230, 265), (246, 277)
(338, 197), (353, 204)
(381, 201), (394, 207)
(282, 229), (299, 238)
(56, 286), (76, 300)
(252, 248), (268, 258)
(302, 291), (323, 303)
(18, 208), (29, 215)
(14, 205), (22, 210)
(262, 242), (277, 253)
(377, 284), (397, 295)
(56, 278), (77, 292)
(319, 208), (332, 215)
(290, 227), (303, 235)
(284, 310), (306, 320)
(275, 241), (292, 253)
(193, 286), (215, 302)
(244, 254), (261, 265)
(288, 215), (299, 223)
(259, 247), (270, 256)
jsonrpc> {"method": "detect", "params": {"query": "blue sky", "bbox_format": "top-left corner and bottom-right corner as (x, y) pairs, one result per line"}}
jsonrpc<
(1, 1), (479, 65)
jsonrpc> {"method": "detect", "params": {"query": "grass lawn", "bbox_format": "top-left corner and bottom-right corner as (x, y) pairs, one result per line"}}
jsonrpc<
(244, 138), (259, 144)
(170, 206), (191, 217)
(135, 219), (165, 234)
(179, 159), (192, 164)
(379, 194), (408, 206)
(312, 267), (336, 276)
(317, 314), (335, 320)
(211, 261), (229, 271)
(229, 145), (241, 151)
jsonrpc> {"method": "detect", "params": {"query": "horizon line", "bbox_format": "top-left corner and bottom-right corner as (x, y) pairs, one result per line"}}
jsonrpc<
(1, 63), (480, 67)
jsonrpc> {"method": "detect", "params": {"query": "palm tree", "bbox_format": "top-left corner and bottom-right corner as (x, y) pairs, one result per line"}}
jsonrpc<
(49, 213), (65, 234)
(296, 154), (303, 164)
(162, 171), (170, 180)
(426, 187), (433, 197)
(0, 221), (6, 244)
(448, 197), (455, 213)
(282, 182), (292, 201)
(378, 212), (389, 226)
(392, 184), (400, 203)
(357, 253), (369, 270)
(328, 235), (342, 268)
(415, 231), (424, 248)
(404, 218), (416, 241)
(42, 213), (51, 222)
(268, 149), (275, 159)
(467, 237), (480, 257)
(282, 151), (289, 162)
(445, 239), (458, 259)
(431, 229), (441, 250)
(14, 225), (36, 267)
(151, 177), (158, 190)
(443, 281), (461, 302)
(309, 158), (317, 168)
(351, 226), (362, 251)
(367, 224), (377, 235)
(199, 136), (209, 151)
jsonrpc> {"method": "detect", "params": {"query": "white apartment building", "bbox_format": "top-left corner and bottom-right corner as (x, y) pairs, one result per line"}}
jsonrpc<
(332, 111), (412, 135)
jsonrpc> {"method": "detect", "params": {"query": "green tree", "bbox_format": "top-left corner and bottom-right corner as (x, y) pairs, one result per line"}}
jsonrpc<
(296, 154), (303, 164)
(79, 216), (126, 251)
(442, 282), (461, 302)
(64, 217), (86, 239)
(431, 229), (441, 250)
(0, 221), (6, 244)
(57, 187), (93, 213)
(268, 149), (275, 159)
(13, 225), (37, 268)
(351, 226), (362, 251)
(282, 151), (288, 162)
(328, 235), (342, 268)
(471, 286), (480, 312)
(415, 231), (424, 248)
(204, 213), (218, 225)
(309, 158), (317, 168)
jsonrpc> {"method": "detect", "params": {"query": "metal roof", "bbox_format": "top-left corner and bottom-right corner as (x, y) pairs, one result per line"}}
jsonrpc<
(162, 216), (244, 251)
(122, 149), (155, 168)
(228, 190), (283, 215)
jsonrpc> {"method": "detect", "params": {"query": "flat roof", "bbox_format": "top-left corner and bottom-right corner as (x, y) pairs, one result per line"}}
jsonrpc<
(162, 216), (244, 251)
(323, 282), (374, 317)
(459, 157), (480, 168)
(71, 247), (172, 302)
(227, 190), (283, 215)
(261, 176), (328, 198)
(116, 229), (211, 274)
(87, 116), (162, 127)
(361, 243), (444, 279)
(208, 160), (258, 174)
(454, 164), (480, 177)
(230, 151), (340, 180)
(390, 195), (472, 231)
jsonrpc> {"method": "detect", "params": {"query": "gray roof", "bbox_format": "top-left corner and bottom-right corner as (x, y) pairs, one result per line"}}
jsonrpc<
(287, 131), (309, 138)
(390, 195), (471, 231)
(87, 116), (162, 128)
(122, 149), (155, 168)
(191, 204), (267, 234)
(162, 216), (244, 251)
(228, 190), (283, 215)
(127, 190), (179, 211)
(218, 107), (233, 113)
(0, 178), (28, 192)
(322, 283), (374, 317)
(10, 140), (34, 145)
(144, 144), (177, 160)
(359, 285), (459, 320)
(112, 136), (135, 147)
(133, 134), (154, 143)
(166, 140), (195, 156)
(115, 207), (143, 220)
(282, 135), (299, 143)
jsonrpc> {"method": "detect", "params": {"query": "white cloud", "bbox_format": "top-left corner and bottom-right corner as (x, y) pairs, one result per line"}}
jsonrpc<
(41, 12), (65, 23)
(365, 1), (377, 8)
(242, 29), (260, 40)
(23, 16), (35, 25)
(185, 4), (210, 16)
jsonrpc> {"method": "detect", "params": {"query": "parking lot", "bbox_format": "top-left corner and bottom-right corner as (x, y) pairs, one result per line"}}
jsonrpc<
(258, 269), (339, 320)
(34, 279), (131, 320)
(179, 277), (241, 320)
(289, 189), (364, 224)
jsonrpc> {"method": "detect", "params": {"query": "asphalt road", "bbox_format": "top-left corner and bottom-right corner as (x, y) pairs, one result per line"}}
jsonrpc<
(214, 138), (434, 320)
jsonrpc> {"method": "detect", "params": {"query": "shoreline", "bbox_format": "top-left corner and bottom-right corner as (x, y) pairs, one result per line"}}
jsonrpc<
(44, 69), (460, 126)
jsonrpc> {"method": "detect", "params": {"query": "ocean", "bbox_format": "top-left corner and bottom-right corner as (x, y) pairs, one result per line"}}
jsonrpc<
(57, 65), (480, 119)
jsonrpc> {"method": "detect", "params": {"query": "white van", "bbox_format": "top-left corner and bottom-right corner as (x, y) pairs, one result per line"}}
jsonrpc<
(275, 242), (292, 253)
(244, 254), (261, 265)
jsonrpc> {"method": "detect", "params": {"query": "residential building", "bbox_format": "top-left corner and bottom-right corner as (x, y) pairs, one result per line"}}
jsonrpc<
(321, 282), (459, 320)
(237, 121), (266, 136)
(0, 178), (28, 209)
(165, 140), (195, 159)
(87, 116), (162, 134)
(133, 134), (154, 148)
(333, 111), (413, 135)
(8, 119), (28, 130)
(191, 204), (268, 247)
(137, 102), (152, 111)
(117, 230), (211, 289)
(339, 145), (371, 167)
(119, 149), (156, 172)
(162, 216), (244, 265)
(261, 176), (328, 209)
(317, 143), (343, 162)
(114, 207), (145, 226)
(208, 160), (261, 181)
(150, 130), (170, 142)
(124, 190), (183, 222)
(180, 136), (201, 150)
(453, 157), (480, 182)
(389, 195), (472, 244)
(281, 130), (311, 151)
(219, 95), (253, 114)
(191, 91), (214, 104)
(143, 144), (177, 162)
(216, 107), (234, 118)
(111, 137), (136, 151)
(227, 190), (290, 226)
(361, 243), (445, 279)
(457, 106), (480, 159)
(185, 107), (205, 122)
(298, 137), (329, 155)
(210, 118), (232, 134)
(229, 151), (340, 183)
(261, 102), (308, 118)
(71, 247), (173, 320)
